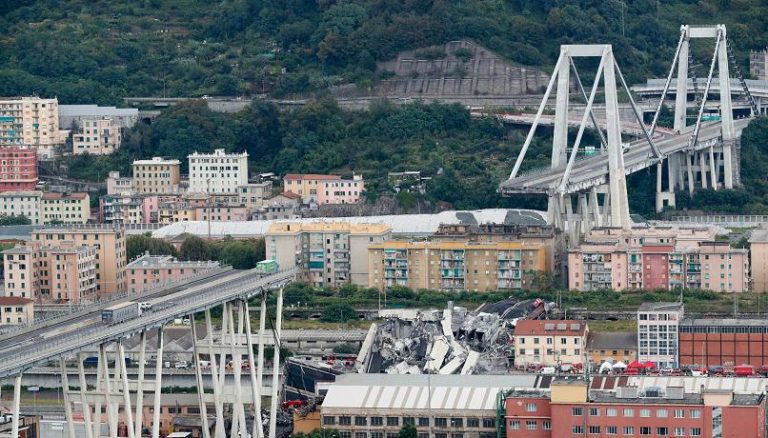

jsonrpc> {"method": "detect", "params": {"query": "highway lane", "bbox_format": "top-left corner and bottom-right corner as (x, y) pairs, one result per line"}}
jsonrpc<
(0, 267), (238, 351)
(0, 268), (296, 379)
(500, 118), (752, 194)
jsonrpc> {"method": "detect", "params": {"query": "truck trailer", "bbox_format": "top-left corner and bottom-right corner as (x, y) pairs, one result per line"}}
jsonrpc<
(102, 302), (141, 324)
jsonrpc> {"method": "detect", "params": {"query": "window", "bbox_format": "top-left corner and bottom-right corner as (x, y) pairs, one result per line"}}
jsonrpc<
(589, 426), (601, 434)
(674, 409), (684, 418)
(623, 408), (634, 417)
(509, 420), (520, 430)
(572, 407), (583, 416)
(640, 408), (651, 417)
(482, 418), (495, 428)
(606, 426), (617, 435)
(340, 433), (352, 438)
(323, 416), (335, 425)
(387, 417), (399, 426)
(589, 407), (599, 416)
(640, 426), (651, 435)
(543, 420), (551, 430)
(573, 425), (584, 434)
(356, 433), (367, 438)
(450, 418), (463, 428)
(657, 409), (668, 418)
(674, 427), (685, 437)
(339, 416), (351, 425)
(623, 426), (635, 435)
(434, 418), (447, 428)
(689, 409), (701, 418)
(657, 427), (668, 436)
(467, 418), (479, 428)
(526, 403), (537, 412)
(690, 428), (701, 436)
(526, 421), (537, 430)
(607, 408), (617, 417)
(370, 417), (383, 426)
(355, 416), (367, 426)
(419, 418), (430, 427)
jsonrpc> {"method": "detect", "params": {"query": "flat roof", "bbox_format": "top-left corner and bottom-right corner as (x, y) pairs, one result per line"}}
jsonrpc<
(588, 331), (637, 350)
(749, 228), (768, 243)
(59, 105), (138, 117)
(323, 374), (541, 412)
(681, 318), (768, 327)
(638, 302), (683, 312)
(592, 391), (763, 406)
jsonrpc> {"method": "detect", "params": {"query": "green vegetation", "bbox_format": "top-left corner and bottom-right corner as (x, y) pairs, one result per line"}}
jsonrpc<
(0, 214), (31, 226)
(127, 233), (265, 269)
(126, 233), (178, 260)
(2, 1), (767, 101)
(294, 430), (340, 438)
(399, 424), (418, 438)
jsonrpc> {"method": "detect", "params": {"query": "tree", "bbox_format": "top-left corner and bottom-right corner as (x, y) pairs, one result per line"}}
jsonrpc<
(179, 235), (210, 261)
(127, 234), (178, 260)
(398, 424), (417, 438)
(320, 303), (357, 323)
(332, 343), (358, 354)
(0, 214), (31, 226)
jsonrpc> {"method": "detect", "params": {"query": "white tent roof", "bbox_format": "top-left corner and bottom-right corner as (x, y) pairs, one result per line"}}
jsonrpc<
(613, 361), (627, 368)
(152, 208), (548, 239)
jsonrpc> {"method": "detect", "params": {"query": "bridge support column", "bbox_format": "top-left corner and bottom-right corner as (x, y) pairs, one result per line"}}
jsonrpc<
(269, 287), (285, 438)
(10, 373), (21, 438)
(674, 28), (690, 133)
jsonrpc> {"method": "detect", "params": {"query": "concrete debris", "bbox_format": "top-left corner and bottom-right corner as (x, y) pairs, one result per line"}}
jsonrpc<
(358, 298), (554, 375)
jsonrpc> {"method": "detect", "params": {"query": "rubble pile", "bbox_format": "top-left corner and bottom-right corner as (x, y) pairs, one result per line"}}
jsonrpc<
(356, 299), (553, 375)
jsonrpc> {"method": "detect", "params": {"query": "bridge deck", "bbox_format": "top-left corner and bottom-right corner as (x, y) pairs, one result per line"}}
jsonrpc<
(500, 118), (751, 195)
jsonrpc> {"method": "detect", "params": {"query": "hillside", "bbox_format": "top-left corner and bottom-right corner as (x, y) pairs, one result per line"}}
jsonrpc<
(2, 1), (768, 103)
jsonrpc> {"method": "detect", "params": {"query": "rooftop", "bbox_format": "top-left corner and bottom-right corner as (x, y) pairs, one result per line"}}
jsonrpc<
(188, 148), (248, 158)
(587, 331), (637, 350)
(749, 228), (768, 243)
(514, 320), (588, 337)
(680, 318), (768, 327)
(127, 253), (221, 269)
(369, 240), (544, 250)
(590, 390), (763, 406)
(284, 173), (341, 181)
(266, 222), (391, 235)
(41, 192), (88, 200)
(0, 191), (42, 197)
(58, 105), (138, 117)
(638, 302), (683, 312)
(0, 297), (33, 305)
(133, 157), (181, 165)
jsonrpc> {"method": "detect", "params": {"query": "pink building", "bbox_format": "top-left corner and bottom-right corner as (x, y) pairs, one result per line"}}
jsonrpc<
(2, 240), (97, 303)
(126, 253), (220, 294)
(569, 228), (749, 292)
(0, 146), (38, 193)
(317, 174), (365, 205)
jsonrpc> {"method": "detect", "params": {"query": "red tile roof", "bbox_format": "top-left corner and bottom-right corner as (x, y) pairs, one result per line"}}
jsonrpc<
(42, 192), (88, 200)
(281, 191), (301, 200)
(0, 297), (34, 305)
(283, 173), (341, 181)
(514, 320), (588, 337)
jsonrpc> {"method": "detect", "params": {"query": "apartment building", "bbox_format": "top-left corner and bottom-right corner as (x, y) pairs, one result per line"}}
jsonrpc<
(41, 192), (90, 224)
(265, 222), (391, 288)
(126, 253), (220, 294)
(72, 117), (120, 155)
(2, 240), (98, 303)
(283, 173), (365, 205)
(637, 302), (684, 369)
(100, 194), (158, 224)
(195, 205), (248, 222)
(505, 379), (766, 438)
(0, 146), (38, 192)
(586, 331), (637, 365)
(0, 96), (68, 158)
(188, 149), (249, 194)
(513, 320), (589, 369)
(254, 192), (301, 220)
(0, 191), (42, 224)
(132, 157), (181, 195)
(368, 240), (547, 292)
(59, 104), (139, 130)
(105, 171), (134, 195)
(568, 228), (748, 292)
(238, 181), (272, 208)
(0, 297), (34, 325)
(749, 228), (768, 292)
(32, 225), (127, 295)
(156, 203), (197, 225)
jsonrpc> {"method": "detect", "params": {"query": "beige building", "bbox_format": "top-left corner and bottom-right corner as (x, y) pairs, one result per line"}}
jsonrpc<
(106, 171), (134, 195)
(32, 225), (127, 296)
(282, 174), (340, 204)
(265, 222), (391, 288)
(132, 157), (181, 194)
(3, 240), (98, 303)
(188, 149), (249, 194)
(0, 191), (42, 224)
(41, 192), (90, 224)
(238, 181), (272, 207)
(513, 320), (589, 369)
(750, 49), (768, 80)
(0, 96), (68, 159)
(72, 117), (120, 155)
(0, 297), (34, 325)
(749, 228), (768, 293)
(157, 203), (197, 225)
(368, 240), (547, 292)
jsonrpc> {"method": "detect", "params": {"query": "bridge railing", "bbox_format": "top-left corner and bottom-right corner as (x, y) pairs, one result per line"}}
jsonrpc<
(664, 215), (768, 225)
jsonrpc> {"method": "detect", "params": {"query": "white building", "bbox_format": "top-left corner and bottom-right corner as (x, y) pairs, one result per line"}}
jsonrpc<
(0, 96), (69, 159)
(637, 302), (684, 369)
(0, 191), (42, 224)
(106, 171), (134, 195)
(72, 117), (120, 155)
(188, 149), (248, 194)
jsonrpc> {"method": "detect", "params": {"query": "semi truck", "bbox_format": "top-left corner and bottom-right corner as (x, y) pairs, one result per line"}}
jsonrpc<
(102, 302), (142, 324)
(255, 259), (279, 275)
